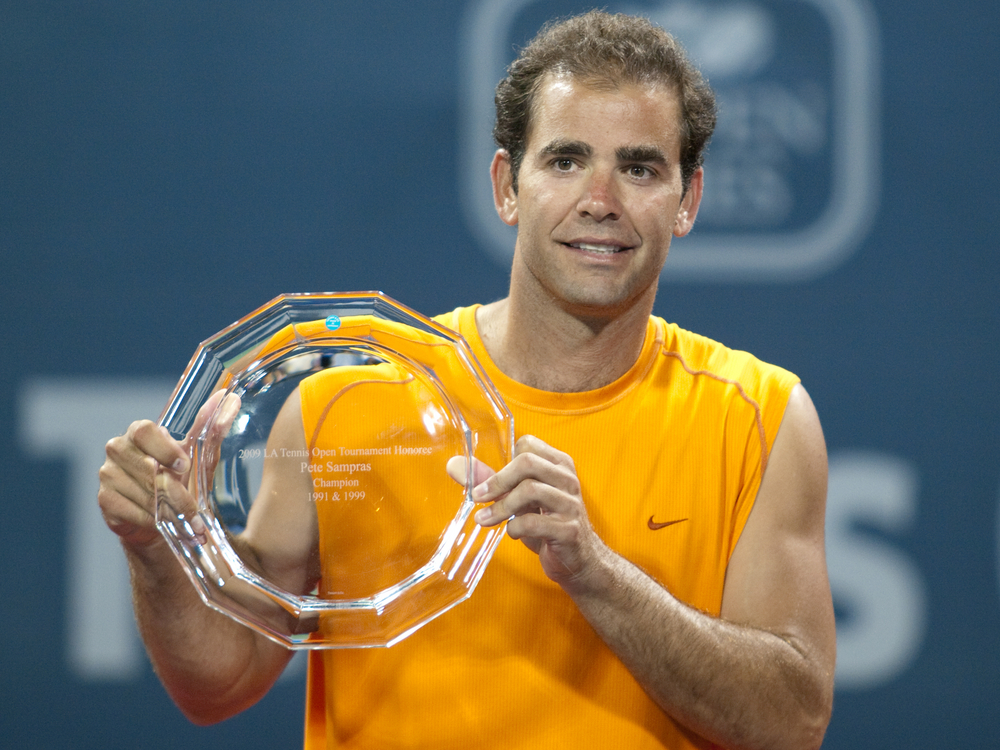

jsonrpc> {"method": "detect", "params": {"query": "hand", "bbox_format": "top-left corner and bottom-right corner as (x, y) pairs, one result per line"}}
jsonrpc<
(98, 390), (239, 549)
(458, 435), (609, 591)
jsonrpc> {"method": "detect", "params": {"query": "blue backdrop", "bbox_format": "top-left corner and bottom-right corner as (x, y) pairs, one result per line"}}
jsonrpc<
(2, 1), (998, 747)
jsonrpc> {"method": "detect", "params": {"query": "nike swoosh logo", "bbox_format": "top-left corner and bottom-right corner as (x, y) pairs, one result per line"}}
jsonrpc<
(647, 516), (688, 531)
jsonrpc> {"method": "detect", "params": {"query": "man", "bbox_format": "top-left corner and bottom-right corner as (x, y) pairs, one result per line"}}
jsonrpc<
(99, 11), (835, 750)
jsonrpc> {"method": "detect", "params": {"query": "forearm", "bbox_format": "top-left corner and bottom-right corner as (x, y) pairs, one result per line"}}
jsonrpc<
(570, 548), (832, 750)
(124, 537), (291, 724)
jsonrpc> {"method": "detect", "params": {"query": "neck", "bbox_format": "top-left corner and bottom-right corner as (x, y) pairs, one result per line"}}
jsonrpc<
(476, 288), (655, 393)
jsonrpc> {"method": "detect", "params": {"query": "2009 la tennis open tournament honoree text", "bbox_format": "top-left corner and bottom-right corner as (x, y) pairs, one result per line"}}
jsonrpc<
(305, 445), (434, 502)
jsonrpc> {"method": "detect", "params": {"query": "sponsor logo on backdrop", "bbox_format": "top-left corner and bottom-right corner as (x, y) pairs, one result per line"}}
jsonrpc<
(459, 0), (879, 281)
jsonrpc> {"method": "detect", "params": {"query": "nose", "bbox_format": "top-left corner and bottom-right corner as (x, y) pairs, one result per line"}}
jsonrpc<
(576, 169), (622, 222)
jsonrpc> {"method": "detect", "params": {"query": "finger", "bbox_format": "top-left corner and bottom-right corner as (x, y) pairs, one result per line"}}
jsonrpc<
(98, 458), (161, 545)
(104, 430), (156, 489)
(445, 456), (497, 491)
(445, 456), (465, 484)
(129, 420), (190, 474)
(155, 469), (206, 540)
(174, 388), (228, 470)
(472, 449), (579, 505)
(474, 475), (572, 527)
(470, 455), (524, 502)
(201, 393), (242, 477)
(505, 508), (578, 542)
(187, 388), (229, 442)
(513, 434), (574, 469)
(99, 452), (155, 511)
(208, 392), (242, 442)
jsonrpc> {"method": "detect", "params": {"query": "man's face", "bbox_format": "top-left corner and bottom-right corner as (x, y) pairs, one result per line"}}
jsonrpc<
(492, 73), (702, 318)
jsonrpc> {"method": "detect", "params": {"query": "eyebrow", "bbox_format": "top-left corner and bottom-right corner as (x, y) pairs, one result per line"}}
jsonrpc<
(538, 139), (592, 158)
(537, 140), (668, 166)
(616, 145), (668, 165)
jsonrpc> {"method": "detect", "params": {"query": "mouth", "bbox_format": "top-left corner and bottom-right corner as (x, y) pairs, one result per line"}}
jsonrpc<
(564, 241), (631, 255)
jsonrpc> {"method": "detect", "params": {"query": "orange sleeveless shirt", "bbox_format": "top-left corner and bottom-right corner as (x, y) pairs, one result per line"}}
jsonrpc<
(302, 305), (799, 749)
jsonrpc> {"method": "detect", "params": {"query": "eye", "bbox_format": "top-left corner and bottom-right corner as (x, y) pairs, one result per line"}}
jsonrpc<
(554, 158), (575, 172)
(627, 165), (653, 179)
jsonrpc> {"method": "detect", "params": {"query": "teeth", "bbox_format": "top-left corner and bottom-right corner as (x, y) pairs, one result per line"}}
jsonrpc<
(572, 242), (621, 254)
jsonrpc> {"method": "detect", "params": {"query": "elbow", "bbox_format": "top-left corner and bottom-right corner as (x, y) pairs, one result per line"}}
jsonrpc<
(753, 648), (833, 750)
(164, 670), (274, 727)
(752, 699), (830, 750)
(150, 637), (286, 726)
(171, 690), (248, 726)
(780, 628), (835, 750)
(810, 691), (835, 750)
(788, 672), (834, 750)
(797, 711), (832, 750)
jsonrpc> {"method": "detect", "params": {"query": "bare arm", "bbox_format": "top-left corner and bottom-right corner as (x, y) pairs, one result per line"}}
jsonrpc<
(469, 384), (835, 750)
(98, 389), (317, 724)
(236, 392), (320, 596)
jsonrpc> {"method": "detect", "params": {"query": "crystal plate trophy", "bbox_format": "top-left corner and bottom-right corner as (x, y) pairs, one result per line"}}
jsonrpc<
(154, 292), (513, 648)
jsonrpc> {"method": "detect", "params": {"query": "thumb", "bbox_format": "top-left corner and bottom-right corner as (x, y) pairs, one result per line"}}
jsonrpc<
(446, 456), (497, 490)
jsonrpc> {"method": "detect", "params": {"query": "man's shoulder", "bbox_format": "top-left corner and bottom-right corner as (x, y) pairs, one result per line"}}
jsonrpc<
(431, 305), (484, 343)
(654, 317), (800, 399)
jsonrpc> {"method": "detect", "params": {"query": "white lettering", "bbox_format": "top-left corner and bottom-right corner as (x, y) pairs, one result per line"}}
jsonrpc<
(826, 451), (926, 689)
(340, 446), (392, 456)
(19, 378), (174, 681)
(394, 445), (433, 456)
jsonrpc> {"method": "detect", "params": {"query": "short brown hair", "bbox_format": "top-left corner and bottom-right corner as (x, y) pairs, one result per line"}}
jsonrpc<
(493, 10), (717, 191)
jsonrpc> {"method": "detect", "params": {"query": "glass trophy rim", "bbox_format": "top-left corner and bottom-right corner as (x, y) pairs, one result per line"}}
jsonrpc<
(155, 291), (514, 649)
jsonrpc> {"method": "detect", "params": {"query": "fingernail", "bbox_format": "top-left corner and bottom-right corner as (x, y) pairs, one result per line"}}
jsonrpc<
(171, 457), (189, 473)
(474, 507), (492, 525)
(472, 481), (489, 500)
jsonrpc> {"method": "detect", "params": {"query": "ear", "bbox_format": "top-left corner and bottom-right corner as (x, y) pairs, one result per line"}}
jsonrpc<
(673, 167), (704, 238)
(491, 150), (519, 227)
